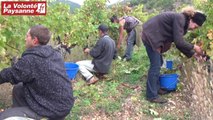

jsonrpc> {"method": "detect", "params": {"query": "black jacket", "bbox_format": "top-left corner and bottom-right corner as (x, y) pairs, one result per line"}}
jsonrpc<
(142, 12), (194, 57)
(0, 45), (74, 118)
(90, 35), (116, 74)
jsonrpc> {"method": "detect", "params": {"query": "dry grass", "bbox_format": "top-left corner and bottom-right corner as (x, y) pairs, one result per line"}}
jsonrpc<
(181, 60), (213, 120)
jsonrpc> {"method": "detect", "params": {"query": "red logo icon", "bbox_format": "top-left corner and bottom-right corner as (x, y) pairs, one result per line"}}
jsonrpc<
(1, 1), (46, 15)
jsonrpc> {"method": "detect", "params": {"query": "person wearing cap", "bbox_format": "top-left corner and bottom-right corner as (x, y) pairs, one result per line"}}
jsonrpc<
(142, 6), (207, 104)
(110, 15), (143, 61)
(76, 24), (117, 85)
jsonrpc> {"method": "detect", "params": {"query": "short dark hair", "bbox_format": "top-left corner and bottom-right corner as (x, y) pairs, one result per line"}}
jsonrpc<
(29, 25), (51, 45)
(110, 15), (118, 23)
(98, 24), (108, 33)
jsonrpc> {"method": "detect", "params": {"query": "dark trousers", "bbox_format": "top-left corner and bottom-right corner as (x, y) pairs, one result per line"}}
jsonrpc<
(0, 83), (43, 119)
(144, 43), (163, 99)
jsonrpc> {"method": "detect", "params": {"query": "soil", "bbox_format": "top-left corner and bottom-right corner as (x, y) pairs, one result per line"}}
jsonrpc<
(77, 61), (213, 119)
(0, 83), (13, 109)
(181, 61), (213, 120)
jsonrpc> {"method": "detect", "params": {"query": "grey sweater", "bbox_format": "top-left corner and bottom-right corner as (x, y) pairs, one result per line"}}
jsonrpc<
(90, 35), (116, 74)
(0, 45), (74, 118)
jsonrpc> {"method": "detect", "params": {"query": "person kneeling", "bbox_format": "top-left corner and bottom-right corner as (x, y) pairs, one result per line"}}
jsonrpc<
(76, 24), (117, 85)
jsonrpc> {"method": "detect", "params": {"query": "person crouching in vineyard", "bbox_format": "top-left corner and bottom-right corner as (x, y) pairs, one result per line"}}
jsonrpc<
(142, 6), (206, 104)
(0, 25), (74, 119)
(76, 24), (117, 85)
(110, 15), (143, 61)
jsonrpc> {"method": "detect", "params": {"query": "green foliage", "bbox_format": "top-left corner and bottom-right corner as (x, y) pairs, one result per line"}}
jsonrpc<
(145, 0), (175, 11)
(68, 0), (110, 46)
(0, 3), (73, 68)
(131, 4), (157, 23)
(130, 0), (192, 11)
(161, 114), (180, 120)
(130, 0), (146, 6)
(109, 3), (156, 23)
(96, 95), (121, 115)
(1, 0), (206, 119)
(108, 3), (157, 54)
(0, 0), (157, 68)
(70, 46), (149, 119)
(187, 0), (213, 58)
(51, 0), (81, 13)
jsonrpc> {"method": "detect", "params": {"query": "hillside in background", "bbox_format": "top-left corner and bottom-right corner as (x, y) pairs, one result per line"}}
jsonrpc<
(55, 0), (185, 12)
(112, 0), (192, 12)
(53, 0), (81, 12)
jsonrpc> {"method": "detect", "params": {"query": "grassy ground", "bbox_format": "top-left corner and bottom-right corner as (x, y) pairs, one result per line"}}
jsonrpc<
(0, 46), (191, 119)
(65, 46), (191, 120)
(67, 46), (149, 119)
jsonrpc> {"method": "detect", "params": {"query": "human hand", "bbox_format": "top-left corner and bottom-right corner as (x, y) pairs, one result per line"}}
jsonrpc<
(84, 48), (90, 54)
(193, 45), (203, 55)
(83, 45), (89, 51)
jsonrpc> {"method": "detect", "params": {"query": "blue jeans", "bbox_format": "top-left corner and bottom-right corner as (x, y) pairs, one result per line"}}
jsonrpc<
(124, 29), (136, 60)
(144, 43), (163, 99)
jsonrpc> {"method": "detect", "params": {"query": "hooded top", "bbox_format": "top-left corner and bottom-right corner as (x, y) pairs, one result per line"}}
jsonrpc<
(0, 45), (74, 118)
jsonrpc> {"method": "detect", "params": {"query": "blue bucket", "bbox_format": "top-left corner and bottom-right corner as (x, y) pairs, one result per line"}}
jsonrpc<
(166, 60), (173, 70)
(159, 74), (178, 91)
(64, 62), (79, 80)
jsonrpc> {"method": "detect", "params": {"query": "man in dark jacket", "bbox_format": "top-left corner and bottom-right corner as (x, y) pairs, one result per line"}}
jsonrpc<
(76, 24), (117, 85)
(0, 25), (74, 119)
(142, 7), (206, 103)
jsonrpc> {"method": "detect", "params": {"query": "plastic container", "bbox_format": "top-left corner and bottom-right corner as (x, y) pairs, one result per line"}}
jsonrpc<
(159, 74), (178, 91)
(64, 62), (79, 80)
(166, 60), (173, 70)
